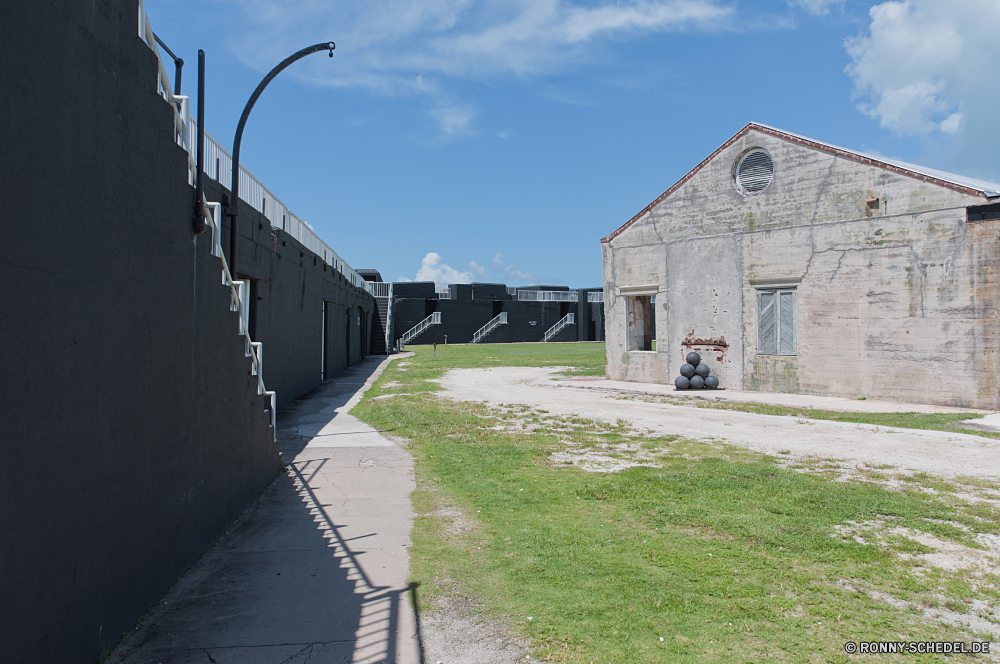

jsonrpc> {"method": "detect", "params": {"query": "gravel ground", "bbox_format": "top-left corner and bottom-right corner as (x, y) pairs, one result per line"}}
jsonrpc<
(437, 367), (1000, 481)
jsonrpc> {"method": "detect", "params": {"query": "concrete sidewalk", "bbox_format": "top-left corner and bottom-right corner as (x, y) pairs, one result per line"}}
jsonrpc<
(110, 354), (421, 664)
(555, 377), (991, 415)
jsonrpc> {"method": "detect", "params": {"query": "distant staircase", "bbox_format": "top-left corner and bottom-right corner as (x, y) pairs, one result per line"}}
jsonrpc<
(472, 312), (508, 343)
(398, 312), (441, 350)
(543, 313), (575, 342)
(368, 283), (392, 355)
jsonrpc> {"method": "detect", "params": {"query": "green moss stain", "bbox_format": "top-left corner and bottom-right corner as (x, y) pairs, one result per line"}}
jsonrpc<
(749, 354), (801, 393)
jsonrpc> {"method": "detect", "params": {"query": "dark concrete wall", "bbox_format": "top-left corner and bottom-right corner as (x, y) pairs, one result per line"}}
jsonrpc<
(0, 2), (373, 662)
(391, 295), (603, 345)
(393, 281), (436, 298)
(204, 180), (375, 410)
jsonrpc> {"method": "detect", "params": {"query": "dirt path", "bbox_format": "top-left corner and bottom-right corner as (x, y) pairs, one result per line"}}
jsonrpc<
(437, 367), (1000, 481)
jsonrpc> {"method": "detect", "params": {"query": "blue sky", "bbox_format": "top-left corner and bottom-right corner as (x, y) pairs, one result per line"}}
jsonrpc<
(146, 0), (999, 287)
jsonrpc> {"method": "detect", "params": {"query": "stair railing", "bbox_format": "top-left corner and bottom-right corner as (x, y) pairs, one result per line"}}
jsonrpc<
(203, 200), (277, 428)
(139, 0), (369, 289)
(472, 312), (508, 343)
(385, 283), (394, 355)
(398, 311), (441, 350)
(543, 313), (575, 342)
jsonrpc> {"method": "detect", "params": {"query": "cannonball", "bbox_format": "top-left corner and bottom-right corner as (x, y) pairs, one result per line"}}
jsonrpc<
(686, 352), (701, 366)
(689, 375), (705, 389)
(694, 363), (710, 378)
(680, 363), (696, 378)
(704, 375), (719, 389)
(674, 376), (690, 390)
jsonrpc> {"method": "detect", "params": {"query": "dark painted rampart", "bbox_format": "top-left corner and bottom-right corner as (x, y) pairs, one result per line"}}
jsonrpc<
(204, 179), (375, 410)
(390, 286), (604, 346)
(0, 2), (373, 662)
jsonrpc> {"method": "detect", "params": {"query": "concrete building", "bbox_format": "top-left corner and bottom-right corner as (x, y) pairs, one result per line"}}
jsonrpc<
(601, 123), (1000, 409)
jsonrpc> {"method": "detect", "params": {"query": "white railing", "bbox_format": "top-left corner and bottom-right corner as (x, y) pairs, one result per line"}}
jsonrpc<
(385, 283), (394, 354)
(543, 313), (575, 342)
(398, 312), (441, 349)
(205, 199), (277, 427)
(506, 287), (518, 296)
(472, 312), (508, 343)
(367, 282), (390, 298)
(140, 2), (276, 428)
(587, 291), (604, 303)
(518, 290), (578, 302)
(138, 0), (374, 296)
(437, 289), (451, 299)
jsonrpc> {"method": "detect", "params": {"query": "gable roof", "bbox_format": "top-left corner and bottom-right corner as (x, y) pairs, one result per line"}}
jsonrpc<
(602, 122), (1000, 244)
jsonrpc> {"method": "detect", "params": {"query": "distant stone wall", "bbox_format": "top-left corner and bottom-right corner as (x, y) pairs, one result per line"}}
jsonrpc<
(602, 128), (999, 409)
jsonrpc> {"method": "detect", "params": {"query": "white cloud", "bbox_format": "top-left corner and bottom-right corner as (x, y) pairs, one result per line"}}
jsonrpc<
(228, 0), (733, 91)
(844, 0), (1000, 176)
(415, 252), (474, 286)
(468, 260), (490, 277)
(429, 103), (478, 137)
(784, 0), (843, 15)
(489, 252), (535, 282)
(496, 130), (514, 139)
(505, 266), (534, 281)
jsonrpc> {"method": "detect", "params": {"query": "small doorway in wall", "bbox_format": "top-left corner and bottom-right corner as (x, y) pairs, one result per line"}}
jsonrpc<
(345, 307), (351, 367)
(321, 301), (331, 380)
(357, 306), (364, 359)
(626, 294), (655, 351)
(236, 274), (260, 340)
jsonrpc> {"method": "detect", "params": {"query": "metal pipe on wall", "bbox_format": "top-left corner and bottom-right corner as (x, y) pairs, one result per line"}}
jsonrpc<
(193, 50), (207, 234)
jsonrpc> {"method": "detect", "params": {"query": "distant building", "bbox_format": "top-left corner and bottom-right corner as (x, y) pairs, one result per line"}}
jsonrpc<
(372, 282), (605, 347)
(601, 123), (1000, 409)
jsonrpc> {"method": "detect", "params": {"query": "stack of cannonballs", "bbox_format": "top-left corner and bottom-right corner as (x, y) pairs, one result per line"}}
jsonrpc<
(674, 352), (719, 390)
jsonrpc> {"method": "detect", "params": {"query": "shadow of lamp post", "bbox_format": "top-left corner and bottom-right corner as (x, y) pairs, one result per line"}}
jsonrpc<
(223, 42), (336, 276)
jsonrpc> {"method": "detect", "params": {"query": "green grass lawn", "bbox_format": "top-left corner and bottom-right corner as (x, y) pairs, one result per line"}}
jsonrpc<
(354, 343), (999, 663)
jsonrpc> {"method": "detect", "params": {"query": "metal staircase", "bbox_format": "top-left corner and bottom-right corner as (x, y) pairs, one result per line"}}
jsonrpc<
(543, 313), (575, 342)
(398, 312), (441, 350)
(472, 312), (508, 343)
(368, 283), (393, 355)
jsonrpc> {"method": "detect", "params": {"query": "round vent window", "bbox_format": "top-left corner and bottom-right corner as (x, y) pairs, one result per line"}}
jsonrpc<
(734, 149), (774, 195)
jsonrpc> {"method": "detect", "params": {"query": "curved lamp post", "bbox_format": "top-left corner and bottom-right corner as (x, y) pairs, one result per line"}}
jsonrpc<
(225, 42), (335, 276)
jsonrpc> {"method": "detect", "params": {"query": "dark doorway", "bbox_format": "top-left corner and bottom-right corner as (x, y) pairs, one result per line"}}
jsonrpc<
(345, 308), (351, 367)
(358, 306), (366, 359)
(321, 301), (331, 380)
(237, 274), (260, 340)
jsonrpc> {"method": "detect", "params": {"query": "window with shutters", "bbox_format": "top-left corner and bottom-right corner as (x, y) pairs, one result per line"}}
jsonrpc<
(734, 149), (774, 196)
(757, 288), (797, 355)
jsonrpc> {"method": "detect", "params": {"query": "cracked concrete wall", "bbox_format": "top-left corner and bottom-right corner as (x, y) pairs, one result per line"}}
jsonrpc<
(603, 128), (999, 409)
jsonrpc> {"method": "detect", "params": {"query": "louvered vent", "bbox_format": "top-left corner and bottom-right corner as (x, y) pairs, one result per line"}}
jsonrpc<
(735, 149), (774, 195)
